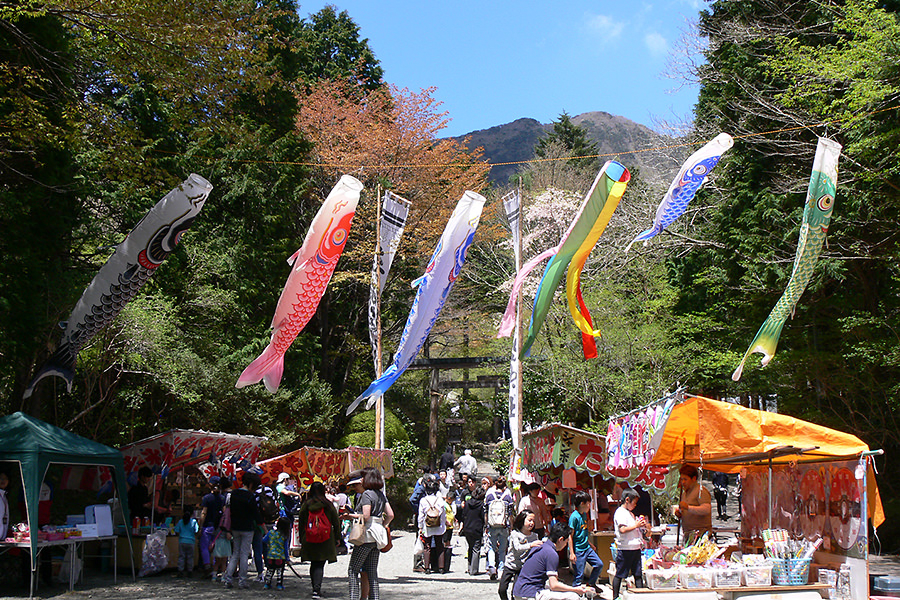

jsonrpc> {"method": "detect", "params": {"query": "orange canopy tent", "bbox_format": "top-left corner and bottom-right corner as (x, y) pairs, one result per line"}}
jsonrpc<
(648, 394), (884, 528)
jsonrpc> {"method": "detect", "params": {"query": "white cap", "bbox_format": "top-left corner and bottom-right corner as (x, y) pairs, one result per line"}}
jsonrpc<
(277, 472), (290, 482)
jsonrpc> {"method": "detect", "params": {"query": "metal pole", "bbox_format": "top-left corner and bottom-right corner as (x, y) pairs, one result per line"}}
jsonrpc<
(768, 455), (773, 529)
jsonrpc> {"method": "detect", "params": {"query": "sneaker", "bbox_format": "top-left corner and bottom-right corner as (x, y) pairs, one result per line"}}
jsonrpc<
(276, 585), (283, 591)
(311, 591), (319, 598)
(264, 584), (271, 590)
(239, 582), (250, 589)
(225, 582), (233, 589)
(255, 574), (265, 583)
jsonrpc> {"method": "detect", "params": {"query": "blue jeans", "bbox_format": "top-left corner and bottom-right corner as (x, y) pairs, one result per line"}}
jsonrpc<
(199, 526), (216, 568)
(573, 545), (603, 586)
(486, 527), (509, 572)
(252, 526), (265, 573)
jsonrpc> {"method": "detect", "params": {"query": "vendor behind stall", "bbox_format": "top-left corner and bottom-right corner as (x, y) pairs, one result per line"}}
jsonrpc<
(128, 466), (153, 521)
(673, 464), (711, 540)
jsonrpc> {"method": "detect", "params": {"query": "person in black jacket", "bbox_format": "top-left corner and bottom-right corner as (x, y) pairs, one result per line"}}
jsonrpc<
(223, 473), (266, 589)
(439, 446), (455, 473)
(460, 485), (486, 576)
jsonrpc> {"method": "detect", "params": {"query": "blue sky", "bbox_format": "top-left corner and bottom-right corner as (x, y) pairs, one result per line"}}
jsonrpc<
(299, 1), (706, 137)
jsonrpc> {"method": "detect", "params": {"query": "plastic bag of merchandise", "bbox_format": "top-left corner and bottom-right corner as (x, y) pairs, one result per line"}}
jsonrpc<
(57, 547), (82, 583)
(138, 529), (169, 577)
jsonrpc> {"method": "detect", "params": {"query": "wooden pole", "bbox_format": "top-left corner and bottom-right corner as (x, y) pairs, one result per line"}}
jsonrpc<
(374, 185), (385, 450)
(515, 180), (524, 452)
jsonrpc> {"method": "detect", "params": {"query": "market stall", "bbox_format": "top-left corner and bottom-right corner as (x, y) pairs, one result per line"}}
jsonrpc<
(522, 423), (668, 574)
(0, 412), (134, 597)
(612, 394), (884, 599)
(253, 445), (393, 553)
(118, 429), (266, 571)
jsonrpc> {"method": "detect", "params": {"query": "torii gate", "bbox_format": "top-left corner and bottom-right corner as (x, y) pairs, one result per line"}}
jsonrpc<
(407, 356), (508, 460)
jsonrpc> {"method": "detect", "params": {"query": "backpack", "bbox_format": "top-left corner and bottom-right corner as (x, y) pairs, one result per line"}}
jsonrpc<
(305, 507), (331, 544)
(424, 498), (442, 528)
(257, 487), (279, 523)
(487, 497), (508, 528)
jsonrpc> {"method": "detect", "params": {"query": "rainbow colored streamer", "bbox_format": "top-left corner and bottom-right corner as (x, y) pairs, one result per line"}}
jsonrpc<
(498, 161), (630, 359)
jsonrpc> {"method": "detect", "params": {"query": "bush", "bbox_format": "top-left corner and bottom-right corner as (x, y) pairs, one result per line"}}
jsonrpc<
(337, 408), (409, 448)
(491, 439), (513, 475)
(390, 440), (419, 476)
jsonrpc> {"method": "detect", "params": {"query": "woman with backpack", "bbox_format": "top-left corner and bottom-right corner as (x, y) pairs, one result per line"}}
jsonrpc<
(416, 474), (446, 574)
(296, 481), (341, 599)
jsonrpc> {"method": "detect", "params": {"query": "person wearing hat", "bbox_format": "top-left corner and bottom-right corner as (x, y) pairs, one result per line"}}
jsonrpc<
(275, 472), (301, 523)
(199, 475), (225, 576)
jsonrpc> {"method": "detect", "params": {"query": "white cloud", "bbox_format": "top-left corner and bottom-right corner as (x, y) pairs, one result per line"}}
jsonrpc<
(644, 31), (668, 57)
(585, 13), (625, 41)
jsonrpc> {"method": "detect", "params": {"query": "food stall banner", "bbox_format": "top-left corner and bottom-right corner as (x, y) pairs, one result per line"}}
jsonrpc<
(347, 446), (394, 479)
(522, 423), (606, 476)
(648, 395), (884, 527)
(605, 392), (678, 472)
(255, 447), (348, 486)
(120, 429), (266, 482)
(605, 463), (669, 492)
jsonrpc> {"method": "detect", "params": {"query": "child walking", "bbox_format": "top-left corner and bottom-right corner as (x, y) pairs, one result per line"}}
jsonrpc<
(264, 517), (290, 590)
(613, 488), (647, 598)
(568, 491), (603, 590)
(174, 505), (199, 577)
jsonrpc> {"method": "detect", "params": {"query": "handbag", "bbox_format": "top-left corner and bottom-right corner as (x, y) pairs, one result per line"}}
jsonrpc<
(379, 525), (393, 553)
(348, 516), (367, 546)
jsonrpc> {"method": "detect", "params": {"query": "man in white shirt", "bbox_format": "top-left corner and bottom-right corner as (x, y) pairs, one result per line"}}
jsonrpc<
(454, 449), (477, 478)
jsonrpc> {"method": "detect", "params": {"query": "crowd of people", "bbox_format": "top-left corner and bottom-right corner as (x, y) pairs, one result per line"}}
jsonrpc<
(405, 454), (666, 600)
(123, 464), (394, 599)
(115, 451), (714, 600)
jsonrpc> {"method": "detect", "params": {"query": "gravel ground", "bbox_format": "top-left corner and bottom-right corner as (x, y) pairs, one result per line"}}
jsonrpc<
(6, 528), (900, 599)
(2, 529), (536, 600)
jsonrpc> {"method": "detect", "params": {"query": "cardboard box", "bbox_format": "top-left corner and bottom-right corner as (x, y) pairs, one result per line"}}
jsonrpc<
(85, 504), (113, 536)
(77, 523), (99, 538)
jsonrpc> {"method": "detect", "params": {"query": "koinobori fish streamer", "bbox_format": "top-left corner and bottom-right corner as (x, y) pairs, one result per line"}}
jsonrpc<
(498, 161), (630, 359)
(237, 175), (363, 393)
(732, 137), (842, 381)
(24, 174), (213, 398)
(346, 190), (486, 415)
(625, 133), (733, 252)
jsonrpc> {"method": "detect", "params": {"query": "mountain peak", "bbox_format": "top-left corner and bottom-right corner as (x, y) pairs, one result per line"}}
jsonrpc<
(454, 111), (669, 186)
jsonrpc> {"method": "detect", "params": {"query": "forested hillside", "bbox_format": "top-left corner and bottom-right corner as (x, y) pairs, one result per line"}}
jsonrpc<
(2, 0), (899, 546)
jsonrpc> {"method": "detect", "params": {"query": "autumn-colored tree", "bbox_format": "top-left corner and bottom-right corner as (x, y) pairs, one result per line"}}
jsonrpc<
(297, 80), (494, 257)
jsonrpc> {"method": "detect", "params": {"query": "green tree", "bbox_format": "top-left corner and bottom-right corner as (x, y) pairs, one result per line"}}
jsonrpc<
(298, 5), (384, 91)
(534, 112), (600, 170)
(675, 0), (900, 543)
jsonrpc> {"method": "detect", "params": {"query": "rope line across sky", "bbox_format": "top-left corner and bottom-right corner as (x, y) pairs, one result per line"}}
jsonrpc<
(152, 104), (899, 172)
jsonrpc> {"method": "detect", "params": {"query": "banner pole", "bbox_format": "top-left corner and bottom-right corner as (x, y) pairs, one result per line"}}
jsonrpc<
(374, 184), (385, 450)
(515, 181), (524, 453)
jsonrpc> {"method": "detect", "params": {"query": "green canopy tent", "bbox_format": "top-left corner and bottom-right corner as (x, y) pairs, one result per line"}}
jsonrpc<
(0, 412), (134, 588)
